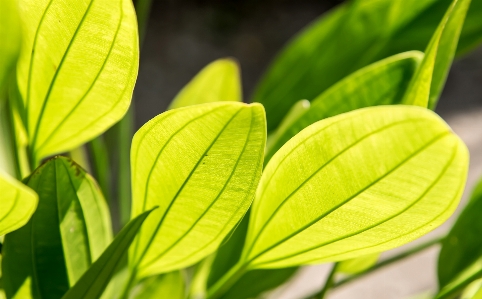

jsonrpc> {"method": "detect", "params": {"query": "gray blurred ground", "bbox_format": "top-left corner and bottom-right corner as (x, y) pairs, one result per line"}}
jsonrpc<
(134, 1), (482, 298)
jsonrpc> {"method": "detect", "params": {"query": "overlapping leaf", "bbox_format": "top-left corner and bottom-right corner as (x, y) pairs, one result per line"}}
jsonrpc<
(15, 0), (139, 163)
(243, 106), (468, 269)
(337, 253), (379, 275)
(168, 58), (242, 109)
(265, 51), (422, 161)
(131, 271), (185, 299)
(2, 157), (112, 299)
(0, 171), (37, 236)
(130, 102), (266, 277)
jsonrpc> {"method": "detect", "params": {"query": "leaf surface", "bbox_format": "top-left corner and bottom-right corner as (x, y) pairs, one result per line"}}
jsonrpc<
(16, 0), (139, 162)
(337, 253), (379, 275)
(61, 210), (153, 299)
(130, 102), (266, 277)
(0, 0), (21, 92)
(131, 271), (185, 299)
(168, 58), (242, 109)
(0, 171), (37, 236)
(243, 106), (468, 269)
(2, 156), (112, 299)
(438, 178), (482, 288)
(265, 51), (422, 162)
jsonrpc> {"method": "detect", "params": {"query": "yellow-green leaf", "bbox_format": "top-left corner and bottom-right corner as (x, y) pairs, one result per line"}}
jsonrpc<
(16, 0), (139, 163)
(130, 102), (266, 277)
(0, 0), (21, 92)
(243, 106), (468, 269)
(0, 171), (37, 236)
(168, 58), (242, 109)
(132, 272), (185, 299)
(337, 253), (379, 275)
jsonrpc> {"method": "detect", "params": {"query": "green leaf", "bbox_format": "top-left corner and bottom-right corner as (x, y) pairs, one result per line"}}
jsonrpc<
(168, 58), (242, 109)
(243, 106), (468, 269)
(402, 0), (471, 109)
(337, 253), (379, 275)
(61, 210), (153, 299)
(131, 272), (185, 299)
(253, 0), (481, 131)
(436, 257), (482, 299)
(130, 102), (266, 277)
(438, 178), (482, 288)
(15, 0), (139, 163)
(0, 0), (21, 93)
(265, 51), (423, 162)
(0, 171), (37, 236)
(2, 156), (112, 299)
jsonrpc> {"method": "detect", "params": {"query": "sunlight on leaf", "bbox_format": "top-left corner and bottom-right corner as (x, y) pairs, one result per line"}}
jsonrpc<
(168, 58), (242, 109)
(131, 271), (185, 299)
(0, 0), (21, 92)
(15, 0), (139, 162)
(337, 253), (379, 275)
(130, 102), (266, 277)
(2, 156), (112, 299)
(243, 106), (468, 269)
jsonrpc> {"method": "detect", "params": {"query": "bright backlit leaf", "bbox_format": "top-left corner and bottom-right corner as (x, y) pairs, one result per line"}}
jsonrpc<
(265, 51), (423, 162)
(15, 0), (139, 163)
(243, 106), (468, 269)
(130, 102), (266, 277)
(0, 0), (21, 92)
(62, 210), (153, 299)
(438, 178), (482, 288)
(253, 0), (481, 131)
(0, 171), (37, 236)
(168, 58), (242, 109)
(131, 272), (185, 299)
(2, 156), (112, 299)
(337, 253), (379, 275)
(402, 0), (471, 109)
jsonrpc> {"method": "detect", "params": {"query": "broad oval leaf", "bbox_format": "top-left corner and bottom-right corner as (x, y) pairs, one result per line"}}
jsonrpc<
(253, 0), (482, 131)
(243, 106), (468, 269)
(438, 178), (482, 288)
(130, 102), (266, 277)
(265, 51), (423, 162)
(16, 0), (139, 162)
(168, 58), (242, 109)
(2, 156), (112, 299)
(62, 210), (153, 299)
(0, 171), (37, 236)
(402, 0), (471, 108)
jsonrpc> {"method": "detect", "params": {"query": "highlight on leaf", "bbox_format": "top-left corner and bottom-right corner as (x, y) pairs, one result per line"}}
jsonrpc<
(129, 102), (266, 277)
(15, 0), (139, 163)
(243, 105), (468, 269)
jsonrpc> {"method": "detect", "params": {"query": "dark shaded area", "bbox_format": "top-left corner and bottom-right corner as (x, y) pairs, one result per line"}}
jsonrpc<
(134, 0), (482, 129)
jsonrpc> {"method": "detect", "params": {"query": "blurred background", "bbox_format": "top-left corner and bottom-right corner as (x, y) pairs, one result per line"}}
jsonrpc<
(133, 1), (482, 298)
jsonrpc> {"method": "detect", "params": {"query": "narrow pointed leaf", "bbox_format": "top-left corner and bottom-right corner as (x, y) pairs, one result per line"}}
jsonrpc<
(436, 257), (482, 299)
(243, 106), (468, 269)
(168, 58), (242, 109)
(0, 171), (37, 236)
(402, 0), (471, 109)
(2, 156), (112, 299)
(438, 178), (482, 288)
(265, 51), (423, 162)
(130, 102), (266, 277)
(61, 210), (153, 299)
(253, 0), (482, 131)
(16, 0), (139, 162)
(131, 272), (185, 299)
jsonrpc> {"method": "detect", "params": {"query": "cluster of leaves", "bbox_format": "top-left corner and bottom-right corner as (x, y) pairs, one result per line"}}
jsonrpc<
(0, 0), (482, 299)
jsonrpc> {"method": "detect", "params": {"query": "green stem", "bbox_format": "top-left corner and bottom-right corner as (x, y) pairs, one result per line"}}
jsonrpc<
(206, 261), (248, 299)
(316, 263), (339, 299)
(333, 236), (443, 289)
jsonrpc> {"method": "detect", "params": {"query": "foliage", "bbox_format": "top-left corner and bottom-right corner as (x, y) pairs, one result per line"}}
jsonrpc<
(0, 0), (481, 298)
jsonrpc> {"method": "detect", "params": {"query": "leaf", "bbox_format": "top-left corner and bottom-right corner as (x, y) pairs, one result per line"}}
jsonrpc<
(61, 210), (153, 299)
(0, 171), (37, 236)
(131, 272), (185, 299)
(253, 0), (481, 131)
(337, 253), (379, 275)
(402, 0), (471, 109)
(438, 178), (482, 288)
(2, 156), (112, 299)
(0, 0), (21, 92)
(265, 51), (423, 162)
(15, 0), (139, 163)
(168, 58), (242, 109)
(243, 105), (468, 269)
(129, 102), (266, 277)
(436, 257), (482, 299)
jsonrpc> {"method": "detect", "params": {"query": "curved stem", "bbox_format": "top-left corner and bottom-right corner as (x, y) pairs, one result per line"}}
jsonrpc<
(317, 263), (339, 299)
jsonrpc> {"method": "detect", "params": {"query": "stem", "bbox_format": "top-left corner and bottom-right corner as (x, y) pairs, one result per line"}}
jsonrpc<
(206, 261), (248, 299)
(119, 267), (138, 299)
(333, 236), (443, 289)
(316, 263), (339, 299)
